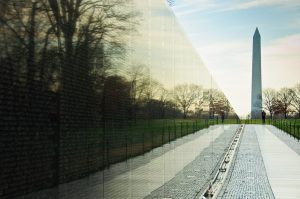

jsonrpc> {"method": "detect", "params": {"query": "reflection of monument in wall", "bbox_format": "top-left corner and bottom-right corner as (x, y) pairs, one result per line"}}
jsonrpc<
(251, 28), (262, 118)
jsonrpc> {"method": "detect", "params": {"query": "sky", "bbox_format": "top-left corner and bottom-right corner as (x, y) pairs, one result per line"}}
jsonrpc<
(168, 0), (300, 117)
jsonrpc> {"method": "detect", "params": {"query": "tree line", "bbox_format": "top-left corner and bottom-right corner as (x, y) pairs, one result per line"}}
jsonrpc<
(263, 84), (300, 119)
(106, 63), (234, 121)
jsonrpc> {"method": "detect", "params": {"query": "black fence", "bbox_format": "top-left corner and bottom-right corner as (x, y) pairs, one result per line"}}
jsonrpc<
(271, 119), (300, 140)
(243, 119), (300, 140)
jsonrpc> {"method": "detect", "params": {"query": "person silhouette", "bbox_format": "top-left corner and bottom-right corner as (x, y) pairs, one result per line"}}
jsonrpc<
(221, 111), (225, 124)
(262, 110), (266, 124)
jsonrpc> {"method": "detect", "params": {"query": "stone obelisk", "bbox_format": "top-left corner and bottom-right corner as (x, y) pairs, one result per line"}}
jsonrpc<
(251, 28), (262, 118)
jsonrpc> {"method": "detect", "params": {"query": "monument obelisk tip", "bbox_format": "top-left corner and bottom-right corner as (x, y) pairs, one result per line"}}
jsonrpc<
(254, 27), (260, 36)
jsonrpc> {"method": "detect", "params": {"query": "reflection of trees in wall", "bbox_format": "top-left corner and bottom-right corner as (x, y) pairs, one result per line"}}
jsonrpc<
(102, 75), (131, 124)
(124, 66), (209, 119)
(0, 2), (64, 193)
(125, 64), (188, 120)
(208, 89), (233, 119)
(0, 0), (139, 126)
(46, 0), (138, 129)
(0, 0), (139, 196)
(0, 1), (238, 197)
(173, 84), (203, 118)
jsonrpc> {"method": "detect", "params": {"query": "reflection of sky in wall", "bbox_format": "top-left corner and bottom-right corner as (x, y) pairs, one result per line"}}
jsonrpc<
(126, 0), (219, 90)
(167, 0), (300, 116)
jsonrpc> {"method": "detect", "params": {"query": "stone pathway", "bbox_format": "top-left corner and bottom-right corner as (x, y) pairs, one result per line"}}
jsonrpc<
(220, 125), (274, 199)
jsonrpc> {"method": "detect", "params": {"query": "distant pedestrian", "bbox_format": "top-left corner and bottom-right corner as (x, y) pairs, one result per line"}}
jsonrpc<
(221, 111), (225, 124)
(262, 110), (266, 124)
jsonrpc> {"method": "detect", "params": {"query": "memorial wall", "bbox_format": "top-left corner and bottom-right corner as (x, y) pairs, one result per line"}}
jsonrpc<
(0, 0), (237, 198)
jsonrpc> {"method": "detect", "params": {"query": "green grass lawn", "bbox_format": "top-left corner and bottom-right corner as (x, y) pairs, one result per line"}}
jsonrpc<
(93, 117), (240, 166)
(105, 118), (241, 146)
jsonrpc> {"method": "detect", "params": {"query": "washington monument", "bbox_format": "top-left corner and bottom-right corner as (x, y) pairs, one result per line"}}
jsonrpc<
(251, 28), (262, 118)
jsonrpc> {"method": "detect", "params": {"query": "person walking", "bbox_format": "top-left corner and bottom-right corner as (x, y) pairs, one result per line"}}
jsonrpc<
(262, 110), (266, 124)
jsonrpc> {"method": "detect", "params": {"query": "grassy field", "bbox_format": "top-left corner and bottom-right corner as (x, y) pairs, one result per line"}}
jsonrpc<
(104, 118), (241, 146)
(99, 117), (240, 166)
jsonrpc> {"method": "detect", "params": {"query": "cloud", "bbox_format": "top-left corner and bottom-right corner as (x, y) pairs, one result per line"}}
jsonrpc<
(287, 18), (300, 30)
(173, 0), (300, 16)
(172, 0), (218, 16)
(215, 0), (300, 12)
(262, 33), (300, 88)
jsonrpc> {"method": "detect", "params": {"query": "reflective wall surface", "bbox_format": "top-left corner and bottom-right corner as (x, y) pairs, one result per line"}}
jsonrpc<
(0, 0), (238, 198)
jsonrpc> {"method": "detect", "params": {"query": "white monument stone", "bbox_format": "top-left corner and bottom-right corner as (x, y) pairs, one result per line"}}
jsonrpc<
(251, 28), (262, 119)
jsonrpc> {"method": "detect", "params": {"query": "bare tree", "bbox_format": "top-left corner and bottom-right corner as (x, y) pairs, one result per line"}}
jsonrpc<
(274, 88), (294, 119)
(291, 83), (300, 118)
(46, 0), (139, 85)
(173, 84), (203, 118)
(0, 1), (54, 89)
(207, 89), (232, 118)
(157, 86), (170, 118)
(144, 80), (163, 102)
(126, 64), (151, 101)
(194, 90), (205, 118)
(263, 88), (277, 119)
(217, 92), (232, 116)
(44, 0), (139, 127)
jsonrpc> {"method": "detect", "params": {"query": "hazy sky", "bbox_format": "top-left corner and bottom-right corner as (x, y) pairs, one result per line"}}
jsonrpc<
(170, 0), (300, 116)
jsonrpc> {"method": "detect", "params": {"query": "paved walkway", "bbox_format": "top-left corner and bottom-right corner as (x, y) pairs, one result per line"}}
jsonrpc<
(220, 125), (274, 199)
(256, 125), (300, 199)
(221, 125), (300, 199)
(21, 124), (300, 199)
